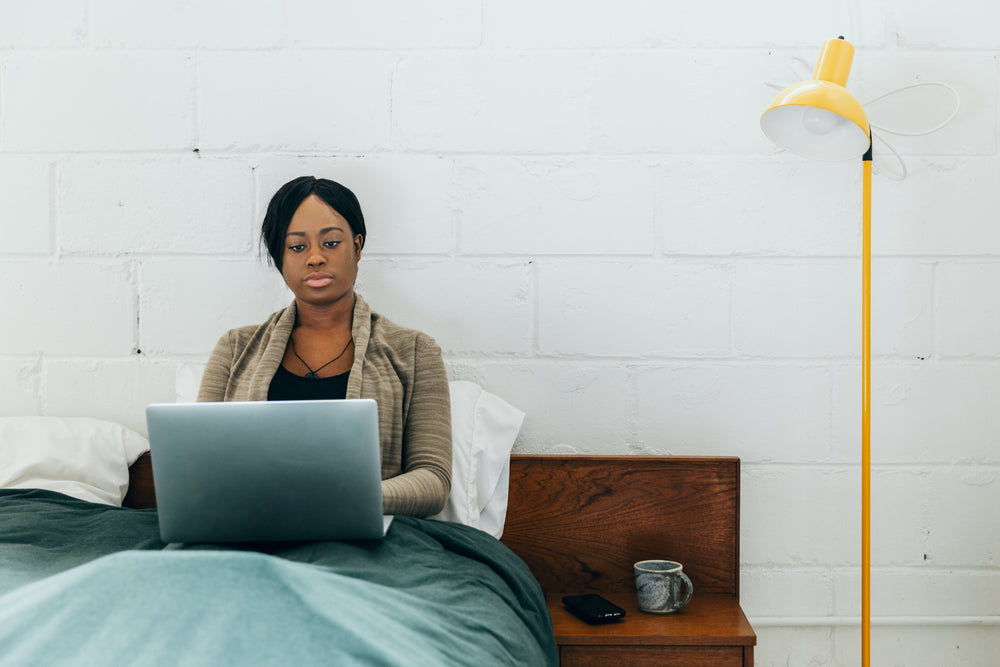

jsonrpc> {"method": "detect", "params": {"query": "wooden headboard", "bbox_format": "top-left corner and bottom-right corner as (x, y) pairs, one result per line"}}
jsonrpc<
(124, 452), (156, 510)
(125, 452), (740, 600)
(500, 455), (740, 600)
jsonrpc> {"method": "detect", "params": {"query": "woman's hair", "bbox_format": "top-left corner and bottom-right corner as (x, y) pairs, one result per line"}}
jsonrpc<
(260, 176), (366, 271)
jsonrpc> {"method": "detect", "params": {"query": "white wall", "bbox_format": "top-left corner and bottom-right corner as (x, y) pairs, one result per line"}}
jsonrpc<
(2, 1), (998, 664)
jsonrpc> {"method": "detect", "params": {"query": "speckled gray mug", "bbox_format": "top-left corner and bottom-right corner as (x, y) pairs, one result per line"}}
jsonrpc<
(634, 560), (694, 614)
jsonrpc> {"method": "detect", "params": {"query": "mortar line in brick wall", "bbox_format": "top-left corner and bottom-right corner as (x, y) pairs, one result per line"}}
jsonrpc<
(388, 55), (399, 152)
(0, 352), (196, 361)
(0, 253), (257, 263)
(750, 615), (1000, 627)
(5, 351), (996, 368)
(651, 160), (664, 258)
(423, 253), (1000, 262)
(740, 463), (1000, 472)
(0, 253), (164, 267)
(131, 257), (141, 353)
(930, 260), (943, 362)
(48, 161), (58, 258)
(5, 145), (1000, 170)
(529, 260), (540, 354)
(249, 161), (262, 250)
(7, 44), (1000, 54)
(743, 460), (1000, 467)
(11, 353), (216, 363)
(83, 0), (93, 51)
(444, 352), (803, 362)
(439, 352), (1000, 364)
(191, 50), (201, 152)
(742, 567), (1000, 579)
(279, 0), (290, 47)
(0, 148), (252, 157)
(740, 469), (1000, 483)
(743, 564), (1000, 575)
(11, 251), (1000, 264)
(728, 264), (739, 357)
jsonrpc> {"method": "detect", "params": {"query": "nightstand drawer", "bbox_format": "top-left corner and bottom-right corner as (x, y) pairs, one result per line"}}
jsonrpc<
(560, 644), (744, 667)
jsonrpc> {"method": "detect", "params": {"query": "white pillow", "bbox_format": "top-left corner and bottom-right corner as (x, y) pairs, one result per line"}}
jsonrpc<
(432, 381), (525, 539)
(0, 417), (150, 506)
(175, 366), (524, 537)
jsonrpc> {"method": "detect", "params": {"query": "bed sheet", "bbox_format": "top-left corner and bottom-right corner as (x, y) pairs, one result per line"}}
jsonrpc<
(0, 489), (556, 666)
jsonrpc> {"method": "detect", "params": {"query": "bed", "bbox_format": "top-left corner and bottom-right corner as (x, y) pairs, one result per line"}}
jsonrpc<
(0, 387), (555, 666)
(0, 488), (555, 665)
(0, 411), (754, 666)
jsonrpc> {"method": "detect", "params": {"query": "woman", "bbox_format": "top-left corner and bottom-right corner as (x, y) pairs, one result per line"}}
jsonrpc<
(197, 176), (451, 517)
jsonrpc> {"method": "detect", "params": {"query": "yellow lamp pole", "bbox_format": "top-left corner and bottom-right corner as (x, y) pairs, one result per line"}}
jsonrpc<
(761, 36), (873, 667)
(862, 143), (872, 667)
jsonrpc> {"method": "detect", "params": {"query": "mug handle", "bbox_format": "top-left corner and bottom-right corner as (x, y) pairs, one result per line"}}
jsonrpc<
(678, 571), (694, 609)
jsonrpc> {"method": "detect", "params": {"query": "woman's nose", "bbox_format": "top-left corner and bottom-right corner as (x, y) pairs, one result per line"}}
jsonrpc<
(307, 250), (326, 267)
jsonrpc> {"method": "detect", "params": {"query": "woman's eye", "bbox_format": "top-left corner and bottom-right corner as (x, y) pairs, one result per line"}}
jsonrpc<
(288, 244), (306, 252)
(324, 240), (341, 248)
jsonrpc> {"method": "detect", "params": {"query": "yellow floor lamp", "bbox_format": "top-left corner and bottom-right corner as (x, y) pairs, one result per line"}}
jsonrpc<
(759, 36), (873, 666)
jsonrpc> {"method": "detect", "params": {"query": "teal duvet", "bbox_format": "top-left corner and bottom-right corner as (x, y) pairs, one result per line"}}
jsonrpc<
(0, 489), (557, 666)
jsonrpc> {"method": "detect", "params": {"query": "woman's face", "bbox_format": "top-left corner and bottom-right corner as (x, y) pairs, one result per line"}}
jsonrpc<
(281, 195), (363, 309)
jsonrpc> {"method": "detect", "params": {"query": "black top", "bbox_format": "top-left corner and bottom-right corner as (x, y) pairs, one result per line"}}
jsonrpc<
(267, 364), (350, 401)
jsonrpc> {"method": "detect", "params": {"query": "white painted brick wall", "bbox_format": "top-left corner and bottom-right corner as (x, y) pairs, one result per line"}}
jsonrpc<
(393, 53), (591, 153)
(197, 52), (395, 152)
(0, 156), (52, 253)
(735, 261), (858, 358)
(287, 1), (482, 49)
(834, 363), (1000, 462)
(592, 51), (776, 155)
(3, 53), (195, 151)
(537, 261), (732, 356)
(660, 155), (861, 256)
(634, 363), (833, 461)
(449, 360), (634, 454)
(483, 0), (843, 49)
(90, 0), (284, 50)
(858, 0), (1000, 50)
(0, 0), (87, 49)
(43, 359), (177, 435)
(1, 2), (997, 664)
(938, 263), (1000, 356)
(855, 52), (999, 156)
(834, 569), (1000, 616)
(0, 260), (136, 354)
(358, 259), (534, 354)
(742, 466), (859, 565)
(59, 156), (256, 256)
(455, 157), (657, 255)
(741, 568), (835, 617)
(0, 359), (41, 414)
(875, 158), (1000, 255)
(139, 259), (291, 355)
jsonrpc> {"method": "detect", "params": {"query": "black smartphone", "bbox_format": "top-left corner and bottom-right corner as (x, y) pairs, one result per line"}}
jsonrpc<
(561, 594), (626, 624)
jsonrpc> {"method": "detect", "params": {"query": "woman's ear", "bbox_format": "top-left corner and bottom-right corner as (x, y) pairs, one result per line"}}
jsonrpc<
(354, 234), (364, 259)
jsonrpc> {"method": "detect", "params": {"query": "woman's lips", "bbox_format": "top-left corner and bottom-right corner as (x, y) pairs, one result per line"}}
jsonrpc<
(304, 273), (333, 288)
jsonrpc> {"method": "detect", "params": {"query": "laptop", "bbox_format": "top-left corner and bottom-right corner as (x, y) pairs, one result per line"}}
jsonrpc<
(145, 399), (392, 543)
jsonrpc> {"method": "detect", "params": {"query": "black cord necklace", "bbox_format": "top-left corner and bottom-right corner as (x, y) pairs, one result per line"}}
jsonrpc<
(290, 335), (353, 380)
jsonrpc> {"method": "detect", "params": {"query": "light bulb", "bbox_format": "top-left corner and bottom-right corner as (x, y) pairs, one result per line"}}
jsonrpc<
(801, 108), (839, 135)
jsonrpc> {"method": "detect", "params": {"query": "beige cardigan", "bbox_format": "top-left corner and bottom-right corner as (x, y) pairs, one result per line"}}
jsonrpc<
(197, 293), (452, 517)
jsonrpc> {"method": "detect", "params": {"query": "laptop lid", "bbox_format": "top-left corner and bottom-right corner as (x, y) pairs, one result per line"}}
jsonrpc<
(146, 399), (387, 543)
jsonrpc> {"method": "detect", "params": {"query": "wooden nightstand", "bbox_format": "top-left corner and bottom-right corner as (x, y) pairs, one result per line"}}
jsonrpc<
(550, 592), (755, 666)
(502, 456), (757, 667)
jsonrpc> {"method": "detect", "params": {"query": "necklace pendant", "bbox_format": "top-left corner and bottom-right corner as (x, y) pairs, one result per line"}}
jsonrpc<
(304, 372), (319, 380)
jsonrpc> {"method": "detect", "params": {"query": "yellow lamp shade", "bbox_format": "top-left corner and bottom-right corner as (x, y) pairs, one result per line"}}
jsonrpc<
(761, 37), (871, 161)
